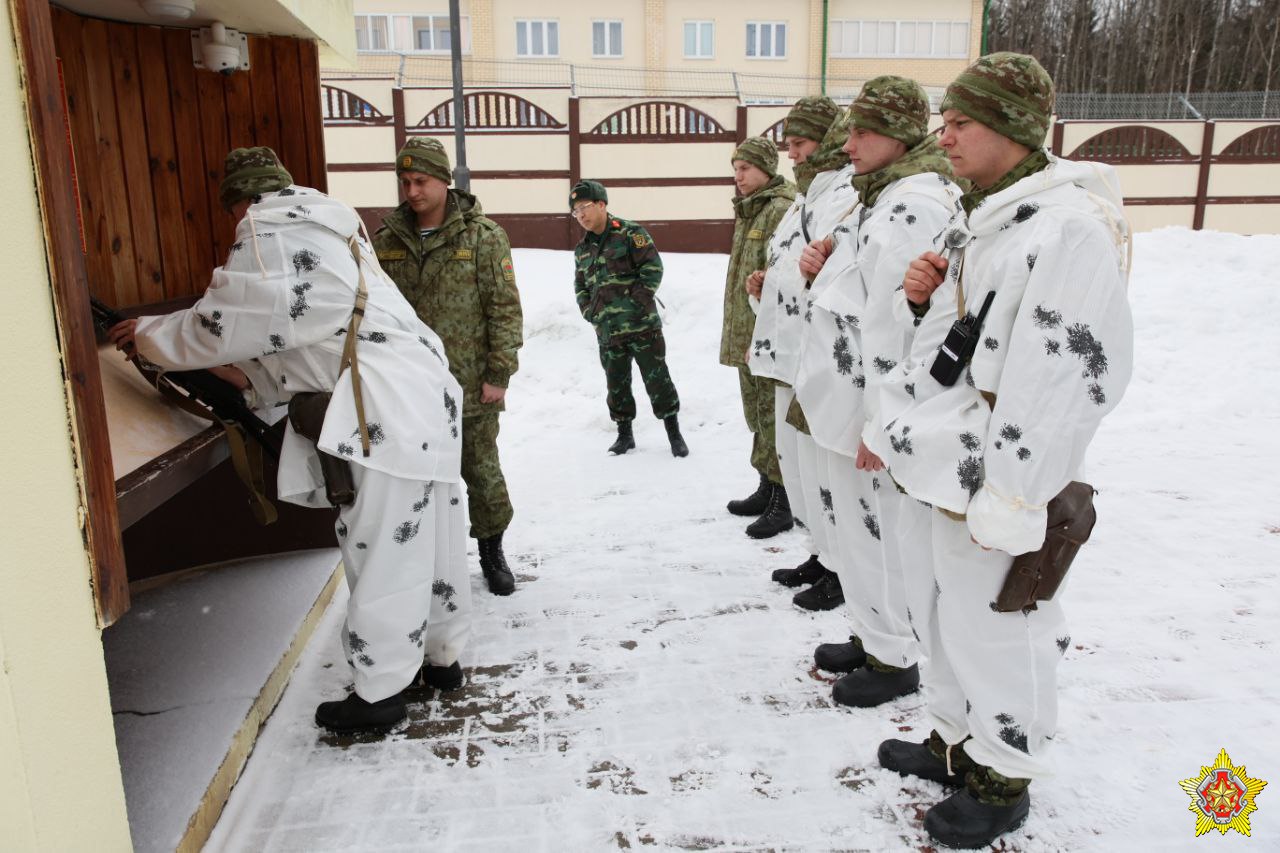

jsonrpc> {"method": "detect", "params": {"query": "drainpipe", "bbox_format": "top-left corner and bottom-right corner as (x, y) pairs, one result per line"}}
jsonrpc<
(980, 0), (990, 55)
(448, 0), (469, 191)
(820, 0), (829, 95)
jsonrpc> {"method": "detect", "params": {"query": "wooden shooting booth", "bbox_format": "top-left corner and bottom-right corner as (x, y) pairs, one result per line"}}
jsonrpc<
(15, 1), (356, 848)
(45, 2), (340, 623)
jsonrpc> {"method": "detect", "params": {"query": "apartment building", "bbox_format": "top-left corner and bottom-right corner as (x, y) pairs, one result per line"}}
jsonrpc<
(350, 0), (983, 91)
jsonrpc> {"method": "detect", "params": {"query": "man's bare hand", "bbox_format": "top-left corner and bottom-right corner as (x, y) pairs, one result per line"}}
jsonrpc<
(745, 269), (765, 299)
(107, 319), (139, 359)
(855, 440), (884, 472)
(904, 252), (948, 306)
(798, 237), (833, 279)
(480, 383), (507, 404)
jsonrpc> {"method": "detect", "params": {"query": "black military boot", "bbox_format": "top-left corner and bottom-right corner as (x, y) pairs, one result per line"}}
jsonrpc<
(746, 483), (793, 538)
(315, 691), (406, 734)
(924, 766), (1031, 849)
(772, 553), (825, 587)
(814, 634), (866, 672)
(478, 533), (516, 595)
(877, 730), (973, 787)
(420, 660), (464, 691)
(664, 415), (689, 457)
(608, 420), (635, 455)
(792, 569), (843, 610)
(728, 473), (771, 516)
(832, 661), (919, 707)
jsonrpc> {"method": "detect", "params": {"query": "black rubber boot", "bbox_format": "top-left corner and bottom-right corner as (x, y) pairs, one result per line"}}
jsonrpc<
(315, 691), (406, 734)
(814, 635), (866, 672)
(832, 663), (919, 707)
(924, 776), (1031, 849)
(608, 420), (635, 455)
(420, 661), (464, 691)
(877, 731), (973, 787)
(478, 533), (516, 596)
(728, 473), (771, 516)
(772, 554), (825, 588)
(746, 483), (794, 538)
(792, 569), (843, 610)
(664, 415), (689, 457)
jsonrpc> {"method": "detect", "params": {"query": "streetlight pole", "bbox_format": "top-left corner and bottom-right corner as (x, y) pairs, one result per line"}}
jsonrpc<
(449, 0), (469, 191)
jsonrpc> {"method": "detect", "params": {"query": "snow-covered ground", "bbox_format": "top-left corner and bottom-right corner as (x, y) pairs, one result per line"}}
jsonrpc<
(207, 229), (1280, 852)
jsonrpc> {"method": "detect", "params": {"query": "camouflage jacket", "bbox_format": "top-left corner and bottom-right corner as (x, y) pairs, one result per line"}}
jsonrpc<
(721, 175), (795, 366)
(374, 191), (523, 417)
(573, 215), (663, 343)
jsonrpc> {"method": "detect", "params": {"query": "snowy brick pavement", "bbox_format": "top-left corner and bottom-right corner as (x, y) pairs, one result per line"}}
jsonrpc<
(208, 234), (1280, 852)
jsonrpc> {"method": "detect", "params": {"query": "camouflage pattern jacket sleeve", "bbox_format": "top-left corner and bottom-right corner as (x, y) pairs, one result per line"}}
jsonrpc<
(721, 176), (796, 366)
(475, 221), (523, 388)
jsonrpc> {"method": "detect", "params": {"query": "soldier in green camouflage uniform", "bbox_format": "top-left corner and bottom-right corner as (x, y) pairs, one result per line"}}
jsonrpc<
(374, 137), (524, 595)
(721, 136), (795, 514)
(570, 180), (687, 457)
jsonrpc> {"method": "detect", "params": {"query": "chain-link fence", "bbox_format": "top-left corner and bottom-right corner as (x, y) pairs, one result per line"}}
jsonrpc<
(1056, 91), (1280, 120)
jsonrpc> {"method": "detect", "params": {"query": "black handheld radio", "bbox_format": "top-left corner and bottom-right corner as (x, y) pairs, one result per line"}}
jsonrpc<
(929, 289), (997, 387)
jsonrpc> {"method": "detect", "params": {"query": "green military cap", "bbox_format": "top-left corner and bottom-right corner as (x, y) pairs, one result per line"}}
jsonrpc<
(219, 146), (292, 211)
(396, 136), (452, 183)
(730, 136), (778, 178)
(569, 179), (608, 209)
(783, 96), (840, 142)
(941, 52), (1055, 149)
(846, 75), (931, 148)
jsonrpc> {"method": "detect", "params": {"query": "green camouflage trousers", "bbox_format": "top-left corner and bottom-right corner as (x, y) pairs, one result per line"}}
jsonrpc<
(461, 413), (513, 539)
(737, 365), (781, 483)
(598, 329), (680, 423)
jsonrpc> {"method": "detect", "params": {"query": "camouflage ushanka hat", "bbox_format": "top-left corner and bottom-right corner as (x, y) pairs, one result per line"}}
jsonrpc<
(219, 146), (292, 211)
(941, 52), (1055, 149)
(846, 75), (931, 147)
(731, 136), (779, 178)
(569, 179), (608, 209)
(783, 95), (840, 142)
(396, 136), (452, 183)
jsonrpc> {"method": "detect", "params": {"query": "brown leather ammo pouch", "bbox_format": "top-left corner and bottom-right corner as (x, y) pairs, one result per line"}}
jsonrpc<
(994, 481), (1097, 613)
(287, 392), (356, 506)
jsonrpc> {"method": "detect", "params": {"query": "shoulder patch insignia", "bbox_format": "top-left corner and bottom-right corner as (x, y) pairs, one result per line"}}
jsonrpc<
(501, 256), (515, 281)
(631, 233), (649, 248)
(377, 249), (407, 261)
(452, 248), (474, 260)
(747, 229), (764, 239)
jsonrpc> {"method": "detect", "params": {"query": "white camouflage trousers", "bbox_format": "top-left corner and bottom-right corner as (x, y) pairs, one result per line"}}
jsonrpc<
(901, 508), (1068, 781)
(336, 465), (471, 703)
(820, 450), (919, 669)
(774, 385), (823, 559)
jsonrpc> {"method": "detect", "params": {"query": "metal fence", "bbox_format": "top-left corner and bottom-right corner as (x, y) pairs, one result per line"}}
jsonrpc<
(321, 53), (873, 102)
(1056, 91), (1280, 120)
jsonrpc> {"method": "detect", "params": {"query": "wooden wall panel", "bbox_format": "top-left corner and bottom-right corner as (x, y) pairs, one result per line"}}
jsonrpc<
(50, 10), (329, 309)
(107, 22), (165, 304)
(163, 26), (216, 292)
(135, 26), (192, 297)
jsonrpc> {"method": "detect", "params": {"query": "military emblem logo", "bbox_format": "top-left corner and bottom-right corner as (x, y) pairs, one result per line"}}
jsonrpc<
(401, 155), (412, 168)
(631, 233), (648, 248)
(1179, 748), (1267, 837)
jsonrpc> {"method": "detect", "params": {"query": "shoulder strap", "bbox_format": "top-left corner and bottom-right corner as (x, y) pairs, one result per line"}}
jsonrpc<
(340, 235), (372, 457)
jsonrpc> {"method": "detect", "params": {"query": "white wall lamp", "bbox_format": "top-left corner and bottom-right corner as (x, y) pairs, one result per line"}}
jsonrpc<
(191, 22), (250, 75)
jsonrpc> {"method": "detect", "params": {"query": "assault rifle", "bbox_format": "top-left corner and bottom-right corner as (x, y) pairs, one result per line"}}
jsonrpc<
(90, 296), (280, 459)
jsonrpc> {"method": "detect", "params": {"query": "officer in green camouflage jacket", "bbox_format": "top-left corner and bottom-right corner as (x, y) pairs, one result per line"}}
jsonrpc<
(570, 180), (687, 457)
(721, 136), (795, 520)
(374, 137), (523, 596)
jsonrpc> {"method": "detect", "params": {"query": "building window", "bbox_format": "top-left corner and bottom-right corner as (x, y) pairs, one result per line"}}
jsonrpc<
(830, 20), (969, 58)
(746, 21), (786, 59)
(354, 13), (470, 53)
(592, 20), (623, 57)
(516, 19), (559, 57)
(684, 20), (714, 59)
